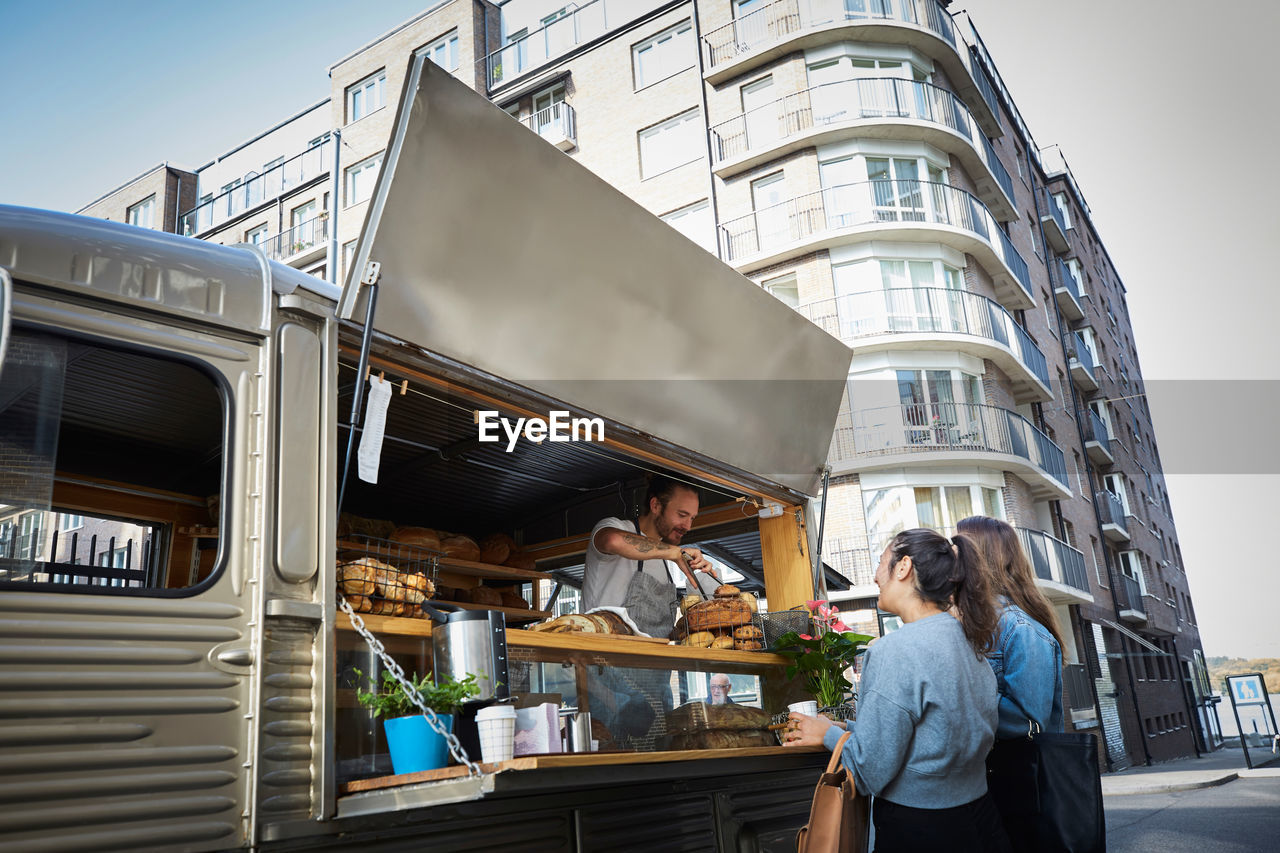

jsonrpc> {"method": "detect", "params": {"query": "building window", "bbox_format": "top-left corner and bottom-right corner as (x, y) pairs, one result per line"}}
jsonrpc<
(761, 273), (799, 308)
(246, 224), (269, 245)
(126, 195), (156, 230)
(344, 153), (384, 206)
(1117, 549), (1146, 593)
(424, 30), (459, 72)
(290, 201), (317, 229)
(346, 70), (386, 123)
(660, 199), (715, 255)
(632, 20), (694, 88)
(59, 514), (83, 530)
(342, 239), (358, 278)
(638, 109), (702, 179)
(863, 484), (1002, 548)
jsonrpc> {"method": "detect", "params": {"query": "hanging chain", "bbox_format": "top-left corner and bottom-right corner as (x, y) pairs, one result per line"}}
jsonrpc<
(338, 595), (481, 776)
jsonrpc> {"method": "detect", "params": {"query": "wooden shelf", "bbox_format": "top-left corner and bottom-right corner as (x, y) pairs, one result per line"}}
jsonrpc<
(340, 744), (825, 794)
(338, 608), (549, 637)
(436, 600), (550, 623)
(336, 540), (552, 583)
(508, 629), (790, 666)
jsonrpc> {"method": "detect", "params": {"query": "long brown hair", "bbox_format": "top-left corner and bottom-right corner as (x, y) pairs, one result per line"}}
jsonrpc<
(956, 516), (1066, 651)
(887, 528), (998, 657)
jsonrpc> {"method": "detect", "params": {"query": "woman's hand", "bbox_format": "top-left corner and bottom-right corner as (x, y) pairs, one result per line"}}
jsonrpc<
(781, 712), (835, 748)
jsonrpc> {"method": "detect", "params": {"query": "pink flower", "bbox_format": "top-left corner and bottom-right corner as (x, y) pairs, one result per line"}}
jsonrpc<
(806, 600), (825, 612)
(831, 621), (850, 632)
(799, 633), (813, 641)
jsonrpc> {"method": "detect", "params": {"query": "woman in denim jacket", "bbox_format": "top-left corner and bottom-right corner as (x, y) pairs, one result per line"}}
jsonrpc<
(957, 516), (1064, 737)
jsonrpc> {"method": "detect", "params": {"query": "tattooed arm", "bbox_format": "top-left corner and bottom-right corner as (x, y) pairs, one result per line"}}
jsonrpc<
(593, 528), (681, 563)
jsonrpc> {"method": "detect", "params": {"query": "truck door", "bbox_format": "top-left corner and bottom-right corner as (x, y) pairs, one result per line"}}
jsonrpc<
(0, 291), (262, 852)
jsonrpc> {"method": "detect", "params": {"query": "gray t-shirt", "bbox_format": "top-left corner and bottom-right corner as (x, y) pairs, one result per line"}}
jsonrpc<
(582, 517), (678, 611)
(823, 612), (998, 808)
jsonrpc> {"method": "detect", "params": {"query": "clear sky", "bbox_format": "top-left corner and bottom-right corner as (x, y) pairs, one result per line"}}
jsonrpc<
(3, 0), (1277, 658)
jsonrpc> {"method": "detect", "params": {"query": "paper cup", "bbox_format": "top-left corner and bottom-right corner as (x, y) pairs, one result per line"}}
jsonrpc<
(788, 700), (819, 717)
(474, 705), (517, 764)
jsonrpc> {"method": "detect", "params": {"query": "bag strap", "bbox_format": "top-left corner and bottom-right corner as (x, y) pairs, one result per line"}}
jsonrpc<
(827, 730), (852, 773)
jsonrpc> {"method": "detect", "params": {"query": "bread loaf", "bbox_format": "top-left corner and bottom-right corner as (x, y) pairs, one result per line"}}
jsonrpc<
(391, 526), (441, 552)
(440, 535), (481, 562)
(479, 533), (516, 565)
(469, 586), (502, 607)
(710, 635), (736, 650)
(503, 551), (538, 571)
(498, 590), (529, 610)
(337, 560), (377, 596)
(344, 594), (372, 613)
(686, 598), (752, 631)
(713, 584), (741, 598)
(738, 592), (758, 613)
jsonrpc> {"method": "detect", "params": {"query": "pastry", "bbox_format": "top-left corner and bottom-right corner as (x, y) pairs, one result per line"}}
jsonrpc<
(738, 592), (758, 613)
(683, 631), (715, 648)
(710, 635), (736, 650)
(733, 640), (763, 651)
(714, 584), (741, 598)
(733, 625), (763, 641)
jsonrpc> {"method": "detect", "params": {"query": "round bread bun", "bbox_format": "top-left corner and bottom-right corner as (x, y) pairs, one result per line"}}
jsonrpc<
(710, 635), (736, 650)
(503, 551), (538, 571)
(440, 535), (481, 562)
(733, 625), (764, 641)
(469, 586), (502, 607)
(684, 631), (715, 647)
(734, 640), (764, 651)
(714, 584), (741, 598)
(479, 533), (516, 565)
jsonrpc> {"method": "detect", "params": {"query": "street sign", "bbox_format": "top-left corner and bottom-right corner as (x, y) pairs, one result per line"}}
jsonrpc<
(1228, 674), (1267, 706)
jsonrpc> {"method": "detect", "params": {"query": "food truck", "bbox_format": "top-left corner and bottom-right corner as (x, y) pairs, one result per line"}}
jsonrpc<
(0, 57), (853, 851)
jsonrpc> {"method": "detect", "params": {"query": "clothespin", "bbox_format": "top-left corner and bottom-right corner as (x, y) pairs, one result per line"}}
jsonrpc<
(399, 379), (408, 396)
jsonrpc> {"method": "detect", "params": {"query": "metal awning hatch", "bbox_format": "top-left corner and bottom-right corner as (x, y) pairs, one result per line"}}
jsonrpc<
(338, 57), (852, 496)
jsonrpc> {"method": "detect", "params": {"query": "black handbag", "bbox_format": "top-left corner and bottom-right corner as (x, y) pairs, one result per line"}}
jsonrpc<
(986, 725), (1106, 853)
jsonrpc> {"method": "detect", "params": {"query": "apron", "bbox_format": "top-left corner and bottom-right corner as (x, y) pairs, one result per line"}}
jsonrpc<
(620, 523), (678, 638)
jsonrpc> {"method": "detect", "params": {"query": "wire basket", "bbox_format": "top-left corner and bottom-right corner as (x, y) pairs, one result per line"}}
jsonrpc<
(336, 534), (441, 618)
(754, 610), (814, 650)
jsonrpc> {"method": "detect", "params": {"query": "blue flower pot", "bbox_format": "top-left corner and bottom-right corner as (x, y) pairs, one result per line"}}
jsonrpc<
(383, 713), (453, 774)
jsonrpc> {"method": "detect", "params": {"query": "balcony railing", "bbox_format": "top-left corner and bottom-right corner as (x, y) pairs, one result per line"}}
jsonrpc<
(821, 536), (878, 588)
(1096, 490), (1128, 535)
(1017, 527), (1089, 595)
(979, 132), (1015, 206)
(260, 215), (329, 263)
(180, 139), (332, 236)
(486, 0), (616, 87)
(520, 101), (577, 149)
(1117, 573), (1146, 618)
(1054, 256), (1082, 303)
(832, 402), (1067, 487)
(1039, 186), (1069, 252)
(702, 0), (956, 71)
(1083, 408), (1110, 452)
(1069, 331), (1097, 374)
(719, 180), (1031, 296)
(797, 287), (1048, 389)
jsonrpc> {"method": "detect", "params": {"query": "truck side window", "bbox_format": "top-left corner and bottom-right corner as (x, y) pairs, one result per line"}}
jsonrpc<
(0, 329), (225, 592)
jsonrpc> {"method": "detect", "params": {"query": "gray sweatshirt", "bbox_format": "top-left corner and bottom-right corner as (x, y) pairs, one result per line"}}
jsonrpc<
(822, 612), (997, 808)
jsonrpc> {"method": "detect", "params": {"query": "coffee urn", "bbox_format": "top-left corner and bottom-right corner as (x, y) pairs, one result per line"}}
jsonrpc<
(423, 604), (509, 702)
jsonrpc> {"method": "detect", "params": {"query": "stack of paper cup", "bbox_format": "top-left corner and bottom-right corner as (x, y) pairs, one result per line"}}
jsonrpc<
(474, 705), (517, 764)
(788, 700), (819, 717)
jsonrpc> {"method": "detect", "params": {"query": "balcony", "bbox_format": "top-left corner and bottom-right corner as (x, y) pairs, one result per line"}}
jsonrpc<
(1116, 573), (1147, 623)
(485, 0), (619, 89)
(1017, 527), (1092, 604)
(1067, 331), (1099, 392)
(520, 102), (577, 151)
(700, 0), (1000, 134)
(1063, 663), (1099, 728)
(1053, 256), (1084, 321)
(709, 78), (1014, 218)
(830, 402), (1070, 498)
(257, 214), (329, 266)
(1096, 490), (1130, 543)
(821, 536), (878, 591)
(797, 287), (1051, 401)
(1039, 187), (1070, 253)
(180, 139), (332, 237)
(719, 181), (1032, 307)
(1082, 407), (1113, 466)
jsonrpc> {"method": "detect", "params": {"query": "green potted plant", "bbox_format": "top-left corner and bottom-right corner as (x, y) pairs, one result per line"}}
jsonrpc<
(774, 601), (873, 720)
(353, 667), (480, 774)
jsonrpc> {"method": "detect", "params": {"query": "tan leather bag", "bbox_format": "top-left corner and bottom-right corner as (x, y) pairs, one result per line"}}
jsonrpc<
(797, 731), (870, 853)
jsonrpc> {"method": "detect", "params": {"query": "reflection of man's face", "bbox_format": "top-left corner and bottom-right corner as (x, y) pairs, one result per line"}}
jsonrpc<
(709, 677), (730, 704)
(652, 487), (699, 545)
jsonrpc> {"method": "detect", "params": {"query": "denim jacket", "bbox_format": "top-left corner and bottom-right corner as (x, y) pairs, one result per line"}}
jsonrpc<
(987, 601), (1063, 739)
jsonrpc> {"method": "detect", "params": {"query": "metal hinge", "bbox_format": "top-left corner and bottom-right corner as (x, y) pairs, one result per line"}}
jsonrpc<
(361, 261), (382, 286)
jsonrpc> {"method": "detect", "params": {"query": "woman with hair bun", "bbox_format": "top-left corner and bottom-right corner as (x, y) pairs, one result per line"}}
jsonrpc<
(956, 515), (1064, 740)
(784, 528), (1010, 852)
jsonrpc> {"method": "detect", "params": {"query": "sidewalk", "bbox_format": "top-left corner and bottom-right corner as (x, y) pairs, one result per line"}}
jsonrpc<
(1102, 742), (1280, 795)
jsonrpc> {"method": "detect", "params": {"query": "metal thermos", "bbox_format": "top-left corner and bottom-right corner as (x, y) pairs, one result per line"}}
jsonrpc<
(422, 604), (509, 703)
(560, 706), (593, 753)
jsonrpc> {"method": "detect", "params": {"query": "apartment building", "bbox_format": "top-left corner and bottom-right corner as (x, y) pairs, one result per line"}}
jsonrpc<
(76, 0), (1211, 769)
(77, 162), (198, 233)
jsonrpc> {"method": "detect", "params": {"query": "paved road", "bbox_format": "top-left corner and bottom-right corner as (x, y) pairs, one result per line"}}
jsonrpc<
(1105, 777), (1280, 852)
